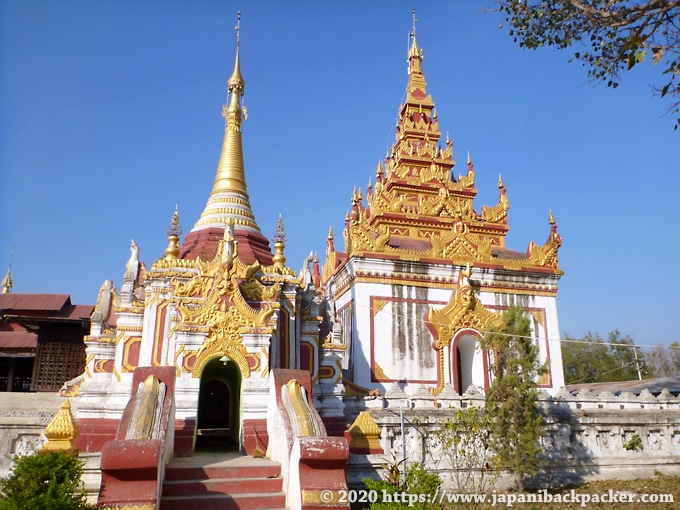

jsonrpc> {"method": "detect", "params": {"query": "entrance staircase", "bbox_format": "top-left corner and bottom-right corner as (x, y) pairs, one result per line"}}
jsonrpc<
(160, 451), (286, 510)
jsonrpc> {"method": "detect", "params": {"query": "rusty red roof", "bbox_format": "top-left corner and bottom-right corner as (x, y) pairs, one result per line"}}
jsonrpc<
(0, 330), (37, 351)
(490, 246), (527, 260)
(0, 293), (93, 322)
(0, 293), (70, 311)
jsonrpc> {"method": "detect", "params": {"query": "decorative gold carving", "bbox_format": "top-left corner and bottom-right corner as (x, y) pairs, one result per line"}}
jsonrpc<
(260, 346), (269, 378)
(165, 237), (278, 379)
(530, 310), (545, 327)
(427, 265), (504, 351)
(42, 399), (79, 451)
(372, 298), (389, 316)
(349, 411), (382, 451)
(122, 336), (142, 373)
(174, 344), (185, 377)
(527, 223), (563, 270)
(372, 360), (389, 380)
(427, 264), (504, 394)
(480, 187), (509, 224)
(84, 353), (94, 378)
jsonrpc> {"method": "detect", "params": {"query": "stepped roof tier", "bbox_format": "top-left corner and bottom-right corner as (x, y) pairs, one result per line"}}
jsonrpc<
(180, 14), (273, 266)
(323, 20), (562, 281)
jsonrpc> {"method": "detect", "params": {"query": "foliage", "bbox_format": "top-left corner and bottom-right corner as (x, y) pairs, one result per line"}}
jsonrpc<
(645, 341), (680, 377)
(623, 433), (643, 451)
(482, 306), (547, 492)
(497, 1), (680, 129)
(363, 462), (442, 510)
(0, 450), (94, 510)
(429, 407), (497, 493)
(562, 330), (650, 384)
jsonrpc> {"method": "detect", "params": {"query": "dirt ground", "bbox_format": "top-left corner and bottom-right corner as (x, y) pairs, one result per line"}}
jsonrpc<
(442, 475), (680, 509)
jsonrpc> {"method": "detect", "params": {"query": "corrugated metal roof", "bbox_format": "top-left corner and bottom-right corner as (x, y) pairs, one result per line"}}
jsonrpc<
(0, 331), (37, 351)
(0, 293), (93, 322)
(0, 293), (70, 312)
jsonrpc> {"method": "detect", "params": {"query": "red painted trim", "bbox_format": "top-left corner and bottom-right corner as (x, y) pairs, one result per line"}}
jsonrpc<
(300, 341), (313, 374)
(75, 418), (119, 452)
(152, 302), (168, 367)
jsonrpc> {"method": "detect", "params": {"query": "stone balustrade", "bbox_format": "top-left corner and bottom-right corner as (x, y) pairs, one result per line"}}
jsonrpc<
(344, 383), (680, 488)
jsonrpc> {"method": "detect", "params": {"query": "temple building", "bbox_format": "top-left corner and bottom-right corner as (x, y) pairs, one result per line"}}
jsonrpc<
(321, 20), (565, 398)
(63, 15), (564, 458)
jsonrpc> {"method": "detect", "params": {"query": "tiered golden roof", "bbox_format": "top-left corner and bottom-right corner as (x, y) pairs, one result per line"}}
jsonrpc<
(326, 15), (561, 276)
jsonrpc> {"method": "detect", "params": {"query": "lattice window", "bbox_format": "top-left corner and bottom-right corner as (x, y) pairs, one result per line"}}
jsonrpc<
(31, 340), (85, 391)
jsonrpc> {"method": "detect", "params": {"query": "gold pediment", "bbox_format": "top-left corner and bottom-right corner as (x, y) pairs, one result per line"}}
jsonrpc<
(426, 266), (504, 350)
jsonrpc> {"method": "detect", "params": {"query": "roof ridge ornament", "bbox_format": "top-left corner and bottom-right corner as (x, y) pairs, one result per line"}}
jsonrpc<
(1, 245), (14, 294)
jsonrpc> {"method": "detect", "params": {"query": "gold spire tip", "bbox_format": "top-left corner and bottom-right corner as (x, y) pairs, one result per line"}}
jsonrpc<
(166, 204), (183, 237)
(549, 210), (556, 225)
(274, 214), (287, 243)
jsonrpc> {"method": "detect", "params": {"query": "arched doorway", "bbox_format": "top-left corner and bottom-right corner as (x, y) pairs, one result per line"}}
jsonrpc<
(197, 357), (241, 451)
(451, 331), (486, 395)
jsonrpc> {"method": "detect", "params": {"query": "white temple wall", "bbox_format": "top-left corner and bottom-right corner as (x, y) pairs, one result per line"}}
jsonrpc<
(332, 258), (566, 395)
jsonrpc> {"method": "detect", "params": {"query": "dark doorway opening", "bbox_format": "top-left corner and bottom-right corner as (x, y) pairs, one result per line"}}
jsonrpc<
(196, 358), (241, 451)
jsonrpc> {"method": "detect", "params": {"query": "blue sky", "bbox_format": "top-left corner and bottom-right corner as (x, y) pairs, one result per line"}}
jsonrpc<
(1, 1), (678, 347)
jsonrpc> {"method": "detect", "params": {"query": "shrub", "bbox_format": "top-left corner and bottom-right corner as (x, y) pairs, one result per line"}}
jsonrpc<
(0, 450), (94, 510)
(363, 461), (442, 510)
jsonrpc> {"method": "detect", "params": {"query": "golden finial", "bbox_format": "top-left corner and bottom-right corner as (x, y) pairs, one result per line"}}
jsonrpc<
(227, 12), (245, 98)
(498, 175), (505, 188)
(446, 132), (451, 146)
(1, 246), (13, 294)
(327, 226), (334, 240)
(272, 214), (287, 269)
(549, 210), (556, 225)
(345, 210), (351, 221)
(376, 161), (384, 177)
(351, 187), (358, 204)
(467, 151), (471, 165)
(367, 176), (373, 191)
(273, 214), (287, 243)
(357, 187), (363, 201)
(165, 205), (182, 261)
(42, 399), (80, 451)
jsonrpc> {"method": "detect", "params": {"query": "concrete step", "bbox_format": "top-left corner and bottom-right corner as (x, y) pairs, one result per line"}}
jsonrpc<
(162, 475), (283, 497)
(160, 492), (286, 510)
(160, 451), (285, 510)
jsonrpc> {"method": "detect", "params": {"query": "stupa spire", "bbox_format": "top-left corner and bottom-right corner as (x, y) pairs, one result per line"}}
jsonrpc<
(192, 11), (260, 234)
(180, 13), (274, 265)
